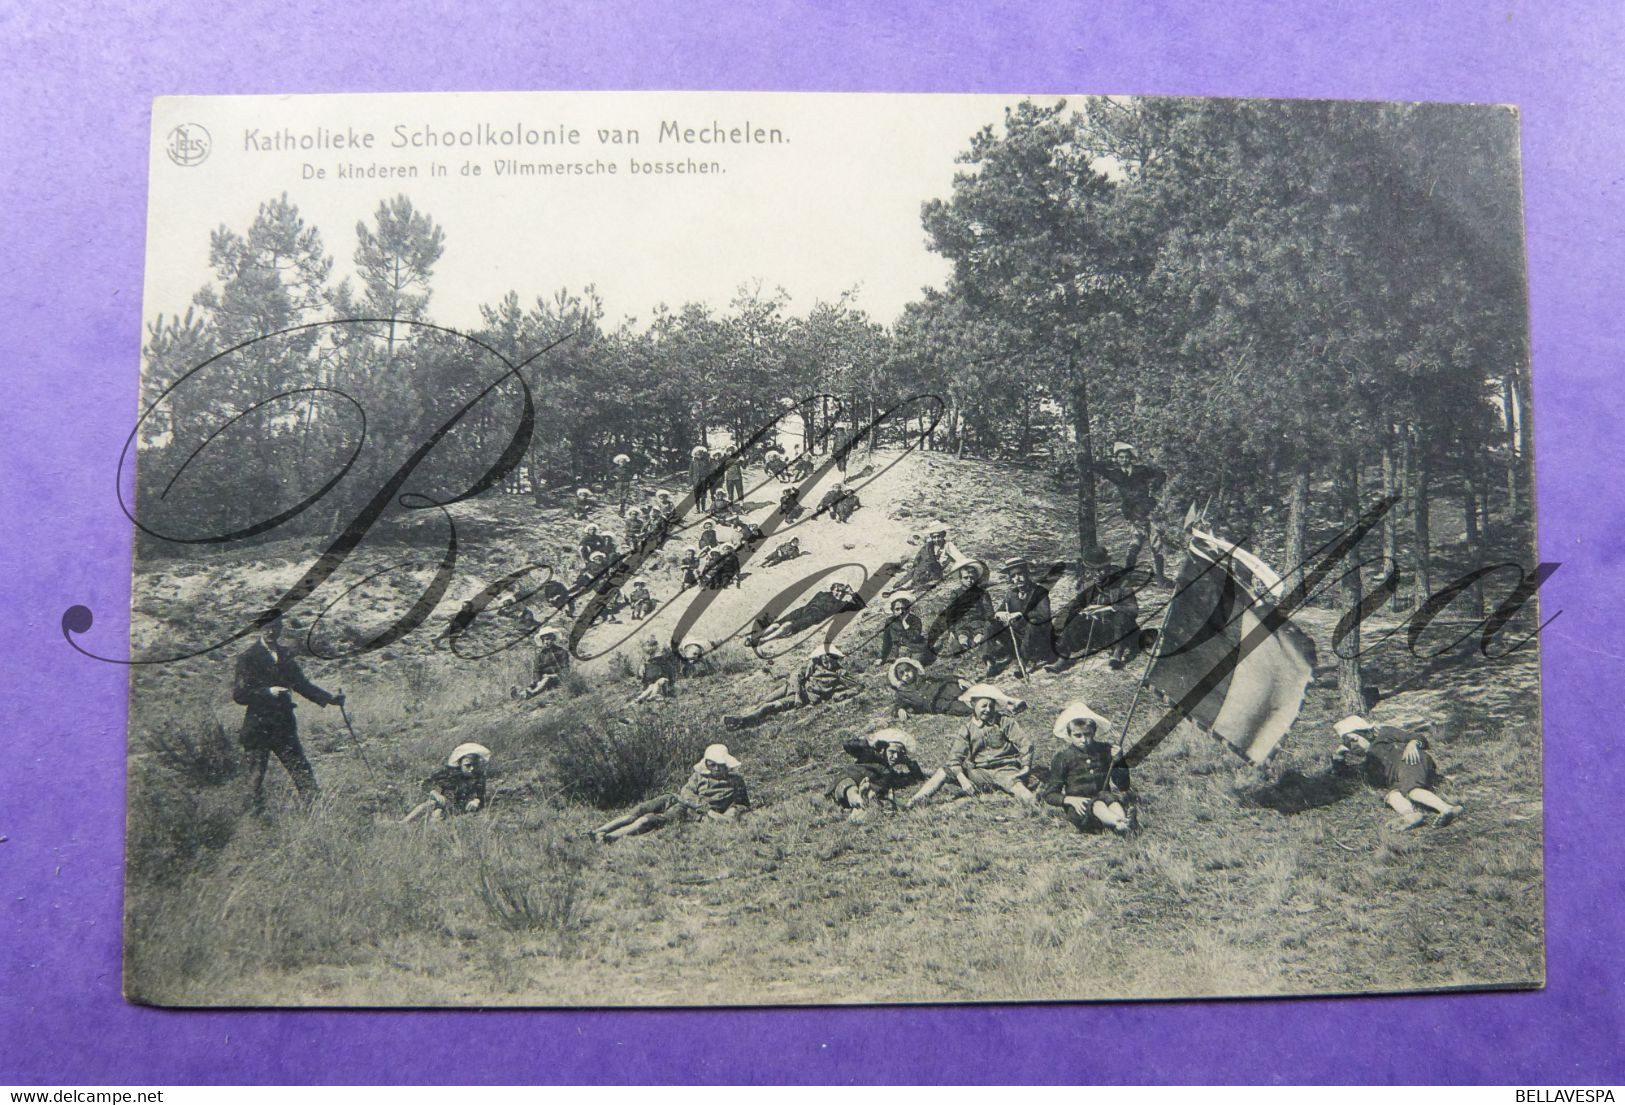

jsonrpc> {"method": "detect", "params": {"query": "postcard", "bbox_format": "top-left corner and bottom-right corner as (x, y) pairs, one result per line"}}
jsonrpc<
(116, 91), (1543, 1005)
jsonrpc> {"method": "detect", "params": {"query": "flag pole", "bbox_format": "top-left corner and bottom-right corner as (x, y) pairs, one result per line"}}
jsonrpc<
(1108, 550), (1188, 789)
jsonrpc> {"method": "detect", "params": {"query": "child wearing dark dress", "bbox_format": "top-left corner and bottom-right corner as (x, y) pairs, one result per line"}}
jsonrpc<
(1334, 715), (1464, 829)
(827, 728), (929, 818)
(403, 743), (490, 822)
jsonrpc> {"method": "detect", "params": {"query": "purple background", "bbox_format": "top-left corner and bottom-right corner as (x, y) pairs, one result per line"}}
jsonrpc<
(3, 0), (1621, 1085)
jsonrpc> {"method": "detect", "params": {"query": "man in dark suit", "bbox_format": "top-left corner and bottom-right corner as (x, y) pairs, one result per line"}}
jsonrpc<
(233, 614), (343, 810)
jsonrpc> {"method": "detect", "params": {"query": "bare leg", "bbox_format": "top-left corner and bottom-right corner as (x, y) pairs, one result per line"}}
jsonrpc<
(1386, 789), (1425, 829)
(605, 814), (663, 840)
(1406, 788), (1463, 825)
(402, 799), (440, 824)
(592, 811), (642, 836)
(906, 768), (951, 807)
(724, 696), (798, 730)
(987, 775), (1038, 806)
(1093, 799), (1130, 833)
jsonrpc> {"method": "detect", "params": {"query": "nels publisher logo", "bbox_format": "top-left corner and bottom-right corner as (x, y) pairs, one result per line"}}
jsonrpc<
(165, 123), (212, 166)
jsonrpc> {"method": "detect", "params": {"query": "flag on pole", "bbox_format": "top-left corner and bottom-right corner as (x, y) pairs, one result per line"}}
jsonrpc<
(1142, 529), (1316, 765)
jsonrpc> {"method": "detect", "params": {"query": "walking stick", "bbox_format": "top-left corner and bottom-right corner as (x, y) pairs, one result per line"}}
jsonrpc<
(1008, 616), (1029, 680)
(337, 698), (376, 778)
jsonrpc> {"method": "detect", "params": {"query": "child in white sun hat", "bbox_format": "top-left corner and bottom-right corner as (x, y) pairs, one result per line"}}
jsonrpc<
(590, 744), (751, 841)
(1039, 701), (1135, 836)
(403, 743), (490, 823)
(1334, 715), (1463, 830)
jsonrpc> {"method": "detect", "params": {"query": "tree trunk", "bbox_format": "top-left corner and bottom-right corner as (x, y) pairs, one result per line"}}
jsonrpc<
(1284, 463), (1310, 599)
(1069, 363), (1099, 558)
(1338, 457), (1367, 715)
(1380, 429), (1398, 577)
(1392, 427), (1412, 612)
(1410, 429), (1432, 611)
(1502, 372), (1520, 518)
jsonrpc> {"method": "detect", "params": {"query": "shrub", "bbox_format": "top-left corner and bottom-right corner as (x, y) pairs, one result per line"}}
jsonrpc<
(473, 832), (588, 946)
(542, 702), (716, 809)
(143, 714), (240, 787)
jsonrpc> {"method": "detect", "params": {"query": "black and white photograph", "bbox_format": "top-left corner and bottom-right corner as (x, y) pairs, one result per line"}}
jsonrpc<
(119, 90), (1544, 1006)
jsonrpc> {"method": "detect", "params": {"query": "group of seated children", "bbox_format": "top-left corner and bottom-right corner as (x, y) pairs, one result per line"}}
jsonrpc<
(408, 685), (1463, 843)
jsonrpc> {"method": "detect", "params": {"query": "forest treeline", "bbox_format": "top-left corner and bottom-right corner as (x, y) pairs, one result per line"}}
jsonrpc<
(137, 97), (1534, 706)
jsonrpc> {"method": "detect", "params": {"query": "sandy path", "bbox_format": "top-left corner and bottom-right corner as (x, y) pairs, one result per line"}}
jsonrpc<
(570, 448), (928, 671)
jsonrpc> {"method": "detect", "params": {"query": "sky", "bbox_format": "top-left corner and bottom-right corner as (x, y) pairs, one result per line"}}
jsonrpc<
(143, 91), (1077, 332)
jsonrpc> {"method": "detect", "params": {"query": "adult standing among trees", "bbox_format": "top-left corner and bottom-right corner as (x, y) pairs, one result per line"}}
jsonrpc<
(232, 613), (344, 810)
(688, 445), (714, 509)
(724, 453), (746, 504)
(612, 453), (633, 515)
(1091, 443), (1170, 584)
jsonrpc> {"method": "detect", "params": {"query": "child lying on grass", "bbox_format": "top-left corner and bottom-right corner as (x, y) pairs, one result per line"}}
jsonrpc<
(402, 743), (490, 823)
(589, 744), (751, 841)
(827, 728), (929, 819)
(1333, 715), (1464, 830)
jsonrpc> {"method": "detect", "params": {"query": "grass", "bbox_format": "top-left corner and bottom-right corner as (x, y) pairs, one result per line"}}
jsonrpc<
(121, 450), (1545, 1006)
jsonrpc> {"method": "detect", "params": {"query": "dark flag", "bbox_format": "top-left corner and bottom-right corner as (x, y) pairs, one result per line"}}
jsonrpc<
(1142, 529), (1316, 765)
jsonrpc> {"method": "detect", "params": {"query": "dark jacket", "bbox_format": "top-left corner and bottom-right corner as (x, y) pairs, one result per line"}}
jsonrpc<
(1040, 742), (1130, 806)
(768, 590), (864, 635)
(1094, 461), (1167, 523)
(893, 673), (971, 716)
(762, 542), (803, 566)
(424, 765), (487, 814)
(928, 582), (995, 658)
(996, 583), (1057, 663)
(232, 639), (337, 750)
(1055, 570), (1141, 657)
(880, 611), (931, 663)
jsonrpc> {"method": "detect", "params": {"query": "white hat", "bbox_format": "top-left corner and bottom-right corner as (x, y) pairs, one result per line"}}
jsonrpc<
(678, 639), (709, 658)
(536, 627), (564, 642)
(1052, 701), (1112, 740)
(1334, 714), (1376, 738)
(948, 557), (986, 578)
(1111, 442), (1136, 456)
(698, 743), (741, 770)
(577, 487), (592, 496)
(691, 445), (709, 457)
(868, 728), (914, 754)
(446, 742), (491, 767)
(613, 453), (631, 465)
(887, 657), (925, 689)
(889, 591), (917, 607)
(812, 642), (845, 659)
(957, 683), (1022, 710)
(925, 521), (949, 536)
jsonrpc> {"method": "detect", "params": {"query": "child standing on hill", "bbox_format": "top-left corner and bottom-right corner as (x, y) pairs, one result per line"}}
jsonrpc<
(403, 743), (490, 823)
(590, 744), (750, 841)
